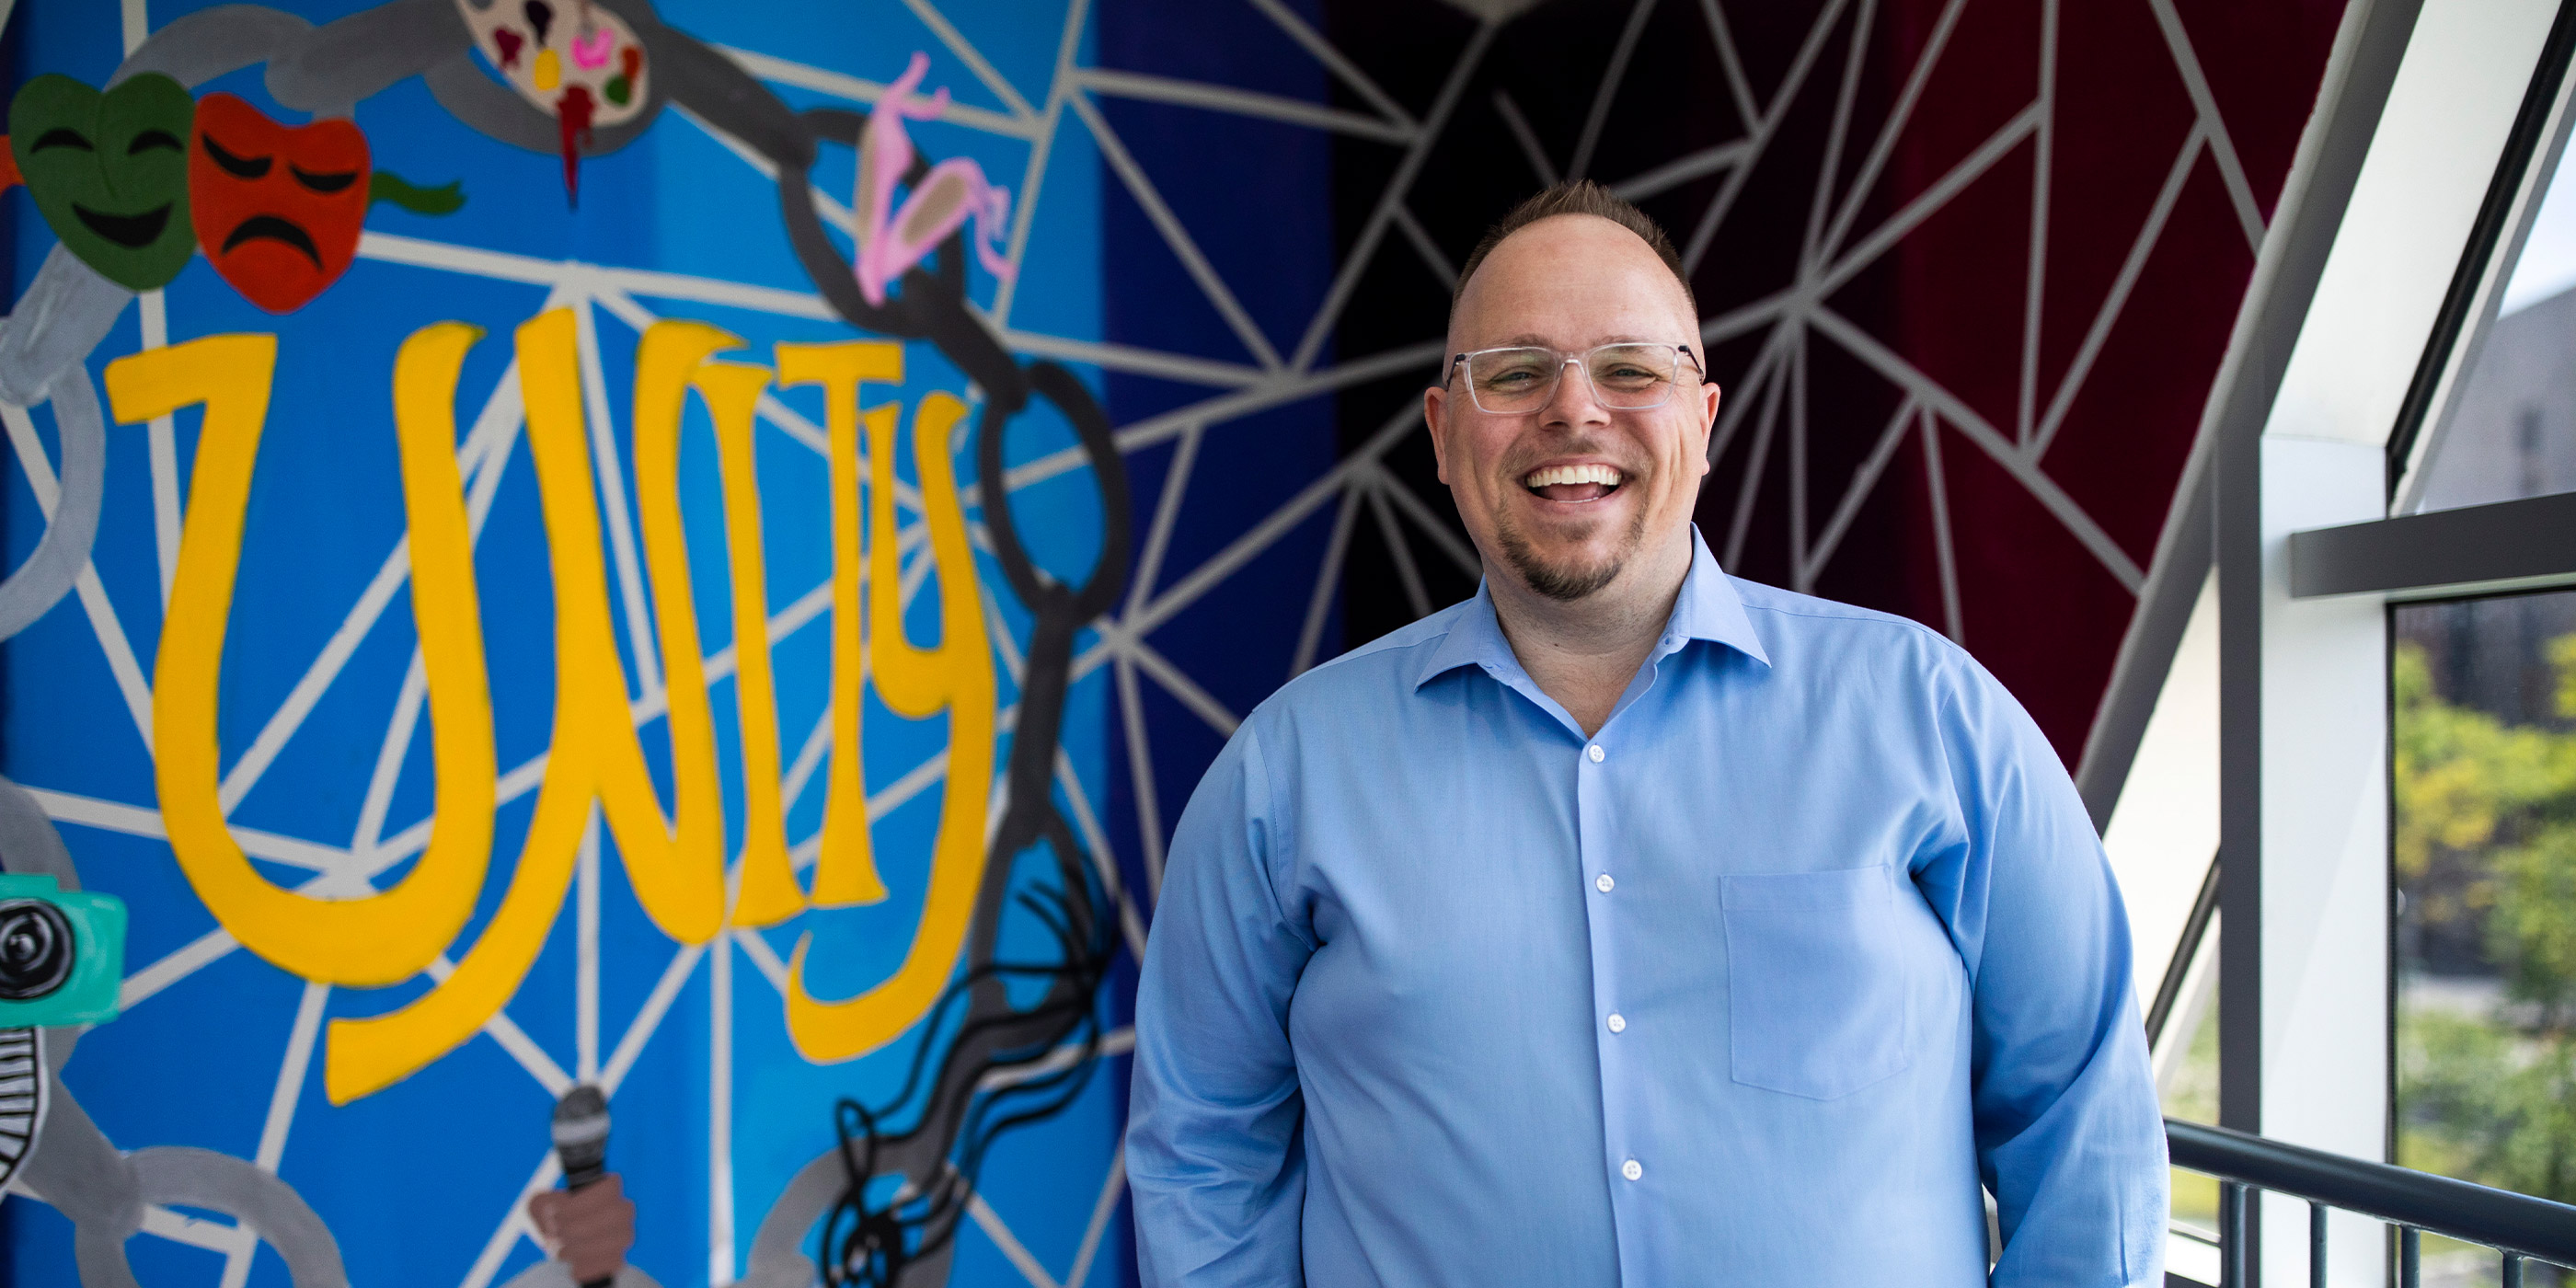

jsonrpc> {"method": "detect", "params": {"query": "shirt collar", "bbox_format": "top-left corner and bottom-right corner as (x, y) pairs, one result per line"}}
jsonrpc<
(1413, 524), (1771, 691)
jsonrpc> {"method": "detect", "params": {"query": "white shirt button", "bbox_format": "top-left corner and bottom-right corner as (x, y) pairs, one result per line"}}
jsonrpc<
(1586, 744), (1605, 763)
(1622, 1159), (1643, 1181)
(1594, 874), (1615, 893)
(1606, 1014), (1627, 1033)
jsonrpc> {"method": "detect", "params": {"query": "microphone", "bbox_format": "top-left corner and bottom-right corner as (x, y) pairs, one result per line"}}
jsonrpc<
(551, 1083), (615, 1288)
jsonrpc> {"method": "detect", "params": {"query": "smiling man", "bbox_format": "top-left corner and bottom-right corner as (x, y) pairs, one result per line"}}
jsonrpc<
(1126, 182), (2166, 1287)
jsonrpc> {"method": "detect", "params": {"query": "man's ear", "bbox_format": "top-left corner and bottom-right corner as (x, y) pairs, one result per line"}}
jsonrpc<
(1424, 382), (1453, 486)
(1692, 379), (1720, 476)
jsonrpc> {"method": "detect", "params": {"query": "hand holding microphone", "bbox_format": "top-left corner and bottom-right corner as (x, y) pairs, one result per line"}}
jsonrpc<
(528, 1084), (634, 1288)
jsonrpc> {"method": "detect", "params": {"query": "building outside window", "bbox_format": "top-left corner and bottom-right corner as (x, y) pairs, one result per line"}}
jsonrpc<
(2386, 82), (2576, 1288)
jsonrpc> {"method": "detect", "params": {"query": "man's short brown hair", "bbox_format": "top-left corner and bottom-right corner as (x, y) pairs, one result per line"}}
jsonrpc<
(1452, 180), (1696, 316)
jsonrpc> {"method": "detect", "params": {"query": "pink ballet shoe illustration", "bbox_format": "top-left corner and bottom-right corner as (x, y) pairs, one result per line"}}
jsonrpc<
(853, 52), (1016, 307)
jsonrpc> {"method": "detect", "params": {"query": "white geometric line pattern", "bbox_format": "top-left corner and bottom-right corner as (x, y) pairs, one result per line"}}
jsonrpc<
(1278, 0), (2330, 763)
(1082, 0), (2272, 795)
(2, 1), (2331, 1284)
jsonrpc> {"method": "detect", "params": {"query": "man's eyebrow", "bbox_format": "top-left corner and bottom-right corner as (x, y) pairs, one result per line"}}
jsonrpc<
(1484, 332), (1669, 349)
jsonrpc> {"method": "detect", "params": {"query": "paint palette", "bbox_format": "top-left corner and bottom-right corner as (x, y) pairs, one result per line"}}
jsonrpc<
(454, 0), (648, 200)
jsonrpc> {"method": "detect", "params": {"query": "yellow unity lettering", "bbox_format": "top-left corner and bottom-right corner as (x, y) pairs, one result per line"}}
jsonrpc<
(325, 311), (737, 1101)
(696, 354), (805, 928)
(609, 317), (736, 940)
(109, 329), (499, 988)
(785, 389), (995, 1064)
(774, 340), (904, 907)
(140, 311), (1010, 1096)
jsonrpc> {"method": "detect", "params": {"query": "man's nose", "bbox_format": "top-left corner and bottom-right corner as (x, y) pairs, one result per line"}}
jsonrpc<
(1542, 358), (1610, 428)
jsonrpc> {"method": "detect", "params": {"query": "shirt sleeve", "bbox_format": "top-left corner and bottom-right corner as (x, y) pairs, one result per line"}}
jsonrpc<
(1911, 655), (2170, 1288)
(1126, 719), (1316, 1287)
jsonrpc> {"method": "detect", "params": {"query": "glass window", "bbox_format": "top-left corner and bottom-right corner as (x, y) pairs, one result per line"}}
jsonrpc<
(2390, 590), (2576, 1284)
(2409, 143), (2576, 514)
(2160, 952), (2220, 1244)
(2500, 153), (2576, 318)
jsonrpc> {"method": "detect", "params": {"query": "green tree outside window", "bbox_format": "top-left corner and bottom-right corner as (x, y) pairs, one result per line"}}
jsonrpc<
(2394, 628), (2576, 1271)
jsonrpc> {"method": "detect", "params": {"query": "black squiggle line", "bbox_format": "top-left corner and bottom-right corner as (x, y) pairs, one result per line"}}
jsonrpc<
(808, 358), (1133, 1288)
(759, 61), (1138, 1288)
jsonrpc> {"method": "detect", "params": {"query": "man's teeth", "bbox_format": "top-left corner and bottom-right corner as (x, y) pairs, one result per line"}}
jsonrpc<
(1524, 464), (1624, 489)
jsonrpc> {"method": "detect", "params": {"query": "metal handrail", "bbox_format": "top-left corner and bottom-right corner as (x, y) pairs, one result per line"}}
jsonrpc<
(2168, 1118), (2576, 1285)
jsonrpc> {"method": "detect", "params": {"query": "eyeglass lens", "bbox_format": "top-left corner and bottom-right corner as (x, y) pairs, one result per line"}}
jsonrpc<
(1463, 344), (1685, 413)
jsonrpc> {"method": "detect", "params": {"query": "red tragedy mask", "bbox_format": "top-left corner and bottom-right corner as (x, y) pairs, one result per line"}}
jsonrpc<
(190, 93), (369, 314)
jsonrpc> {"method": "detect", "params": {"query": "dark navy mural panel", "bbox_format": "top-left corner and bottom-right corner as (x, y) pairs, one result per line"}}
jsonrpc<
(1095, 0), (1337, 891)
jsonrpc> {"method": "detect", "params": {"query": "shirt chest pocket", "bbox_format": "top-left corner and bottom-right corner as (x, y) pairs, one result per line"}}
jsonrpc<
(1720, 865), (1915, 1099)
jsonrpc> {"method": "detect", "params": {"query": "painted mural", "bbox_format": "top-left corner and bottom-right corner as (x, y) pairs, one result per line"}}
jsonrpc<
(0, 0), (2388, 1282)
(0, 2), (1135, 1286)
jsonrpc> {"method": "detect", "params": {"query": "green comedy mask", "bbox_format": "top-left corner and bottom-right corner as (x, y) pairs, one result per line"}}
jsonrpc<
(10, 73), (196, 292)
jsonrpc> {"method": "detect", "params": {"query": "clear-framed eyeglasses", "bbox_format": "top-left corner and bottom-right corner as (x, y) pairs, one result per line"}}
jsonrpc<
(1446, 342), (1703, 414)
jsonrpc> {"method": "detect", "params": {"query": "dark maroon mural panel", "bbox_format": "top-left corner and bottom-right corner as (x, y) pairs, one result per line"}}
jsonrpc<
(1317, 0), (2345, 765)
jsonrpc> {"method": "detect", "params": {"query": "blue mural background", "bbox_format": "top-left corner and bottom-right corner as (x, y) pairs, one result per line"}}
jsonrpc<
(0, 2), (1153, 1285)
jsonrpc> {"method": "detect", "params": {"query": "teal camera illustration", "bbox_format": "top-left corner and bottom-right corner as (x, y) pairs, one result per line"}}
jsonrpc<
(0, 874), (125, 1027)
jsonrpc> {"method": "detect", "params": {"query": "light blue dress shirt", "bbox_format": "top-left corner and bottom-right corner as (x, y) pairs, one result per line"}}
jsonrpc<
(1126, 527), (2167, 1287)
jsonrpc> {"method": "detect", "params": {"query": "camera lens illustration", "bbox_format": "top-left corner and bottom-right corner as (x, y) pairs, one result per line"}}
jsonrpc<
(0, 897), (75, 1001)
(0, 875), (125, 1029)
